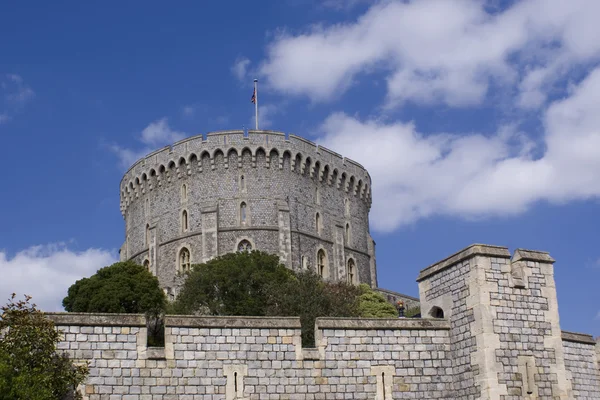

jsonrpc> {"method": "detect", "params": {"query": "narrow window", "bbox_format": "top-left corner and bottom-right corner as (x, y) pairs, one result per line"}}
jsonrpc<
(145, 198), (149, 216)
(301, 256), (308, 270)
(382, 373), (386, 400)
(315, 213), (321, 235)
(145, 224), (150, 246)
(181, 184), (187, 202)
(182, 210), (188, 232)
(179, 247), (191, 272)
(345, 223), (351, 245)
(317, 249), (327, 278)
(347, 259), (356, 284)
(345, 198), (350, 216)
(315, 186), (320, 205)
(234, 372), (238, 392)
(238, 240), (252, 252)
(143, 259), (150, 271)
(240, 202), (247, 224)
(240, 174), (245, 191)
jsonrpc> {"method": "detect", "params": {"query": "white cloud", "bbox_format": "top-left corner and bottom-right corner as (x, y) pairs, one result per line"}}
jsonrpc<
(232, 57), (251, 81)
(182, 105), (196, 117)
(0, 74), (35, 125)
(111, 118), (187, 168)
(0, 243), (117, 312)
(260, 0), (600, 108)
(317, 66), (600, 232)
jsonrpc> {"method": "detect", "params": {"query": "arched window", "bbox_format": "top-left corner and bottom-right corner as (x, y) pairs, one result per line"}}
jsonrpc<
(145, 224), (150, 246)
(240, 202), (247, 224)
(143, 259), (150, 271)
(345, 223), (351, 245)
(181, 210), (188, 232)
(429, 306), (444, 319)
(317, 249), (327, 278)
(301, 256), (308, 270)
(240, 174), (246, 191)
(345, 199), (350, 216)
(179, 247), (191, 272)
(237, 240), (252, 252)
(181, 184), (187, 202)
(315, 186), (320, 205)
(145, 198), (150, 216)
(347, 258), (357, 284)
(315, 213), (322, 235)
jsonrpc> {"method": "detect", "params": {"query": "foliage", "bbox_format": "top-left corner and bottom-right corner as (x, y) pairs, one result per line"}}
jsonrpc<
(356, 284), (399, 318)
(62, 261), (166, 315)
(172, 251), (295, 316)
(0, 294), (88, 400)
(404, 306), (421, 318)
(265, 270), (361, 347)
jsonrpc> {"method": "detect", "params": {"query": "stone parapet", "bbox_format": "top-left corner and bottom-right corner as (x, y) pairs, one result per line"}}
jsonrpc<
(315, 317), (449, 330)
(562, 330), (597, 345)
(164, 315), (301, 329)
(46, 312), (147, 327)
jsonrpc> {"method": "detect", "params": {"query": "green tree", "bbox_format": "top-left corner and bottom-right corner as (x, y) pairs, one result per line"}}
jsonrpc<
(173, 251), (295, 316)
(62, 261), (166, 315)
(266, 270), (361, 347)
(356, 284), (399, 318)
(0, 294), (88, 400)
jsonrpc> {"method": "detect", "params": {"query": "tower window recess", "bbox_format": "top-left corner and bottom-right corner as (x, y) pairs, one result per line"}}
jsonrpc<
(181, 184), (187, 202)
(345, 223), (351, 245)
(317, 249), (327, 278)
(301, 256), (308, 270)
(179, 247), (191, 272)
(429, 306), (444, 319)
(181, 210), (189, 232)
(344, 198), (350, 216)
(240, 174), (246, 191)
(145, 198), (150, 216)
(143, 258), (150, 271)
(347, 258), (357, 284)
(315, 186), (320, 205)
(240, 202), (247, 224)
(237, 240), (252, 252)
(315, 213), (322, 235)
(145, 224), (150, 247)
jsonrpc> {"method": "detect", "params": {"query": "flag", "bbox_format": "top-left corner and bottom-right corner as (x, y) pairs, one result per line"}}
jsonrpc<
(251, 88), (256, 104)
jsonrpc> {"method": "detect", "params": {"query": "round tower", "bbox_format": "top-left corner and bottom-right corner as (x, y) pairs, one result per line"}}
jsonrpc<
(119, 130), (376, 298)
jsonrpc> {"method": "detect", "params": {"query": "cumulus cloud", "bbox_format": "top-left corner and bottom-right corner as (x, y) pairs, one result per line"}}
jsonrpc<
(260, 0), (600, 108)
(318, 66), (600, 231)
(0, 74), (35, 125)
(0, 243), (117, 312)
(232, 57), (251, 81)
(111, 118), (187, 168)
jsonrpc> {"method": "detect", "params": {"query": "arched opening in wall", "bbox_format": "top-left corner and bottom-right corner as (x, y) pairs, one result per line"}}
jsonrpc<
(345, 223), (351, 245)
(315, 186), (320, 205)
(317, 249), (328, 279)
(315, 212), (322, 235)
(344, 198), (350, 216)
(301, 256), (308, 270)
(143, 258), (150, 271)
(181, 210), (188, 232)
(429, 306), (444, 319)
(178, 247), (191, 272)
(145, 198), (150, 216)
(240, 174), (246, 192)
(181, 184), (187, 202)
(240, 202), (247, 224)
(255, 148), (266, 167)
(145, 224), (150, 247)
(347, 258), (357, 284)
(237, 239), (252, 252)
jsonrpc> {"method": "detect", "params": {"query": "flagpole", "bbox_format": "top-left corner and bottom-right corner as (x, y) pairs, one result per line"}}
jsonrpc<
(254, 79), (259, 130)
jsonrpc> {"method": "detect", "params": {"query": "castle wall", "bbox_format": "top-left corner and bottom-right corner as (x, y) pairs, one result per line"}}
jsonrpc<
(48, 313), (451, 400)
(562, 332), (600, 399)
(120, 131), (375, 294)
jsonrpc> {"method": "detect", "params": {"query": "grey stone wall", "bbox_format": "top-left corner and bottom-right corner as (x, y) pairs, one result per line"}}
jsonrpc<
(119, 131), (375, 295)
(562, 332), (600, 399)
(48, 313), (451, 400)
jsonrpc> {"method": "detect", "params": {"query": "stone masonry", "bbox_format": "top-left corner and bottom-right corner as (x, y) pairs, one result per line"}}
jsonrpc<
(119, 131), (377, 298)
(50, 244), (600, 399)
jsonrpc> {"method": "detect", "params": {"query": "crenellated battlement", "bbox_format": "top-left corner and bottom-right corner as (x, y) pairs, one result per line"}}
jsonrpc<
(120, 130), (372, 215)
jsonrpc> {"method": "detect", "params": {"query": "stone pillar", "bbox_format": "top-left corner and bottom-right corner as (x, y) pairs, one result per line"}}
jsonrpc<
(277, 200), (292, 268)
(332, 218), (345, 282)
(368, 234), (377, 288)
(201, 203), (218, 262)
(417, 244), (573, 400)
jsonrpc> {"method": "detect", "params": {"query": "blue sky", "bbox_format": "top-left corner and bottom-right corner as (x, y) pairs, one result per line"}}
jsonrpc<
(1, 0), (599, 336)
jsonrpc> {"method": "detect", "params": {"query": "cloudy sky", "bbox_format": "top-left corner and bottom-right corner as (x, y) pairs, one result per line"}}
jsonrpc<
(1, 0), (599, 335)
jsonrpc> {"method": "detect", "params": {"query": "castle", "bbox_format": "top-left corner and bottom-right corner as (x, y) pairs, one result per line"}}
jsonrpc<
(48, 130), (599, 399)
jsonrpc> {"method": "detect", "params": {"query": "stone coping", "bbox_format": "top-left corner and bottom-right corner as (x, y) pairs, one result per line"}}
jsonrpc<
(164, 315), (302, 329)
(374, 287), (420, 302)
(46, 312), (147, 327)
(417, 244), (511, 282)
(513, 248), (555, 263)
(561, 330), (597, 345)
(315, 317), (450, 330)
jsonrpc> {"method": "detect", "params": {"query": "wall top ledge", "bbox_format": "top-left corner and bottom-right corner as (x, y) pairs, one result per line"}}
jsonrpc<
(561, 330), (597, 345)
(46, 312), (147, 327)
(417, 244), (511, 282)
(512, 248), (555, 264)
(164, 315), (302, 329)
(315, 317), (450, 330)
